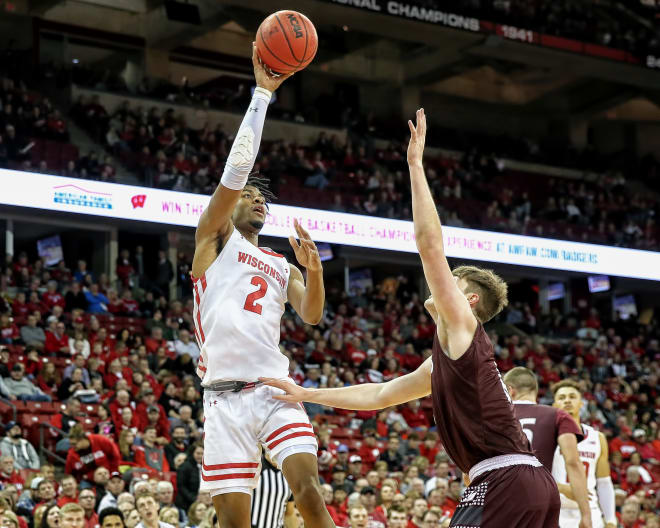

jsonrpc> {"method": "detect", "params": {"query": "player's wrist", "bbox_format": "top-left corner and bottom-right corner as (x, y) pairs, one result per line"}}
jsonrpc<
(253, 86), (273, 102)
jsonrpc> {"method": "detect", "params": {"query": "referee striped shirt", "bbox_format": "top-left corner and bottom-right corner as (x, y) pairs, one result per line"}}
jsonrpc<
(251, 457), (291, 528)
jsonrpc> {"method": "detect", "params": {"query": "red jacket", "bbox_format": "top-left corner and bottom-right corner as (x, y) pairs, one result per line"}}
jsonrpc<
(64, 434), (120, 481)
(401, 407), (430, 429)
(136, 402), (170, 440)
(0, 470), (24, 492)
(45, 331), (69, 355)
(42, 292), (65, 310)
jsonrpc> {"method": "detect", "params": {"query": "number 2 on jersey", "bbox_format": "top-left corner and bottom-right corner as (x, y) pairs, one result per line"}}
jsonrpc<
(244, 276), (268, 315)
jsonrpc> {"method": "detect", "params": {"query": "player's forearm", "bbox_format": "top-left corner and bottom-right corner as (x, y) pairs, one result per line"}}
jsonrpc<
(596, 477), (616, 526)
(220, 87), (272, 190)
(305, 383), (390, 410)
(565, 460), (592, 520)
(409, 162), (445, 256)
(299, 269), (324, 325)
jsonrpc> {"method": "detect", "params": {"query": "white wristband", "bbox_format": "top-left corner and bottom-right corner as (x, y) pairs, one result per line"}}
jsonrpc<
(253, 86), (273, 103)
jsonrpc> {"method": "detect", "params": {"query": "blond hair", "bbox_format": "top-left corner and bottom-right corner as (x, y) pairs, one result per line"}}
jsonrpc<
(503, 367), (538, 394)
(452, 265), (508, 322)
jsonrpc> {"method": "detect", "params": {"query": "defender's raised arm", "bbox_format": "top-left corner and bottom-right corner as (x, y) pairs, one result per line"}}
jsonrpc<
(407, 109), (476, 357)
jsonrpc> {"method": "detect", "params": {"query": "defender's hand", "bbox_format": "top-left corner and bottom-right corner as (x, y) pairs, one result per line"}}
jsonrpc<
(260, 378), (311, 403)
(253, 43), (293, 92)
(289, 219), (322, 273)
(407, 108), (427, 167)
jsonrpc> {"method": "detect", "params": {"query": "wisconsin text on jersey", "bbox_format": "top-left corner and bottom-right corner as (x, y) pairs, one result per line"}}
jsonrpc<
(237, 251), (287, 289)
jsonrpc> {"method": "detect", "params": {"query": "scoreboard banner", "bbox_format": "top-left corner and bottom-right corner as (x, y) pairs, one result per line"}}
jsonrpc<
(322, 0), (649, 69)
(2, 169), (660, 280)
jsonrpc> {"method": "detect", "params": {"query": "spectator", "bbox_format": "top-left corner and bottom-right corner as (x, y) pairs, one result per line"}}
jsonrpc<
(65, 284), (88, 312)
(135, 492), (175, 528)
(347, 505), (369, 528)
(63, 355), (91, 386)
(155, 251), (173, 299)
(0, 421), (40, 470)
(65, 425), (120, 482)
(57, 367), (88, 401)
(0, 455), (24, 492)
(409, 498), (428, 527)
(0, 363), (51, 402)
(173, 330), (199, 361)
(45, 321), (70, 356)
(43, 504), (63, 528)
(57, 475), (79, 507)
(97, 472), (125, 513)
(99, 508), (125, 528)
(156, 481), (185, 525)
(134, 426), (169, 474)
(359, 487), (386, 528)
(77, 489), (99, 528)
(164, 426), (187, 469)
(168, 405), (199, 441)
(378, 436), (404, 472)
(20, 314), (46, 350)
(175, 443), (202, 511)
(401, 400), (430, 430)
(620, 499), (643, 528)
(84, 284), (109, 314)
(50, 397), (82, 437)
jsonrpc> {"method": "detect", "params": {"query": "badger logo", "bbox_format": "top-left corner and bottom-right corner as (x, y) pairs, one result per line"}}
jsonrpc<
(287, 13), (304, 38)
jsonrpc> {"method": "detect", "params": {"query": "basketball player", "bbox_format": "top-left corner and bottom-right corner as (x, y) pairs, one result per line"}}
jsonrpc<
(551, 380), (617, 528)
(261, 109), (560, 527)
(192, 45), (334, 528)
(504, 367), (592, 528)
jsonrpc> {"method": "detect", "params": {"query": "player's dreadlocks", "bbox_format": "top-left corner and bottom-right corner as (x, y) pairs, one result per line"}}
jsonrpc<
(246, 173), (276, 204)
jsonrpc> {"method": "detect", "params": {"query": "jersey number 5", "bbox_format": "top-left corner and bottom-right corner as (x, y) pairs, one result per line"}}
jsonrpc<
(519, 418), (536, 444)
(244, 276), (268, 315)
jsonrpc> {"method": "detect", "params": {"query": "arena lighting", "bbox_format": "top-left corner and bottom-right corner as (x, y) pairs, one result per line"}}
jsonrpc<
(2, 169), (660, 281)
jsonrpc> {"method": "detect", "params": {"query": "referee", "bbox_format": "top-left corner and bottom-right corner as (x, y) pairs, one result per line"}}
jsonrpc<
(251, 455), (292, 528)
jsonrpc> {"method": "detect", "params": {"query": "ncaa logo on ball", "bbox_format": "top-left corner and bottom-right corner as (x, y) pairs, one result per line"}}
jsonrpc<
(286, 13), (304, 38)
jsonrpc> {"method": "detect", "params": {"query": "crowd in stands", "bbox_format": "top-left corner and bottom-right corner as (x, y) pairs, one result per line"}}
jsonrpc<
(4, 66), (660, 256)
(0, 76), (80, 175)
(414, 0), (660, 56)
(0, 245), (657, 527)
(65, 89), (660, 252)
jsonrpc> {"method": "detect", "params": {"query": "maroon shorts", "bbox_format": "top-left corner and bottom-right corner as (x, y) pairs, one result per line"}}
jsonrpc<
(450, 464), (560, 528)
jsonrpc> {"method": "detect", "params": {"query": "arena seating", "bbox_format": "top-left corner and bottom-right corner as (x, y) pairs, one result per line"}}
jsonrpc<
(0, 251), (659, 527)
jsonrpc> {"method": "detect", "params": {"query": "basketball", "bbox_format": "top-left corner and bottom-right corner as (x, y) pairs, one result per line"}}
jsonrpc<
(255, 10), (318, 75)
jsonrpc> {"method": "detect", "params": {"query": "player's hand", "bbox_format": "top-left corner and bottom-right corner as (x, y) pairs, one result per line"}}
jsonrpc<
(604, 524), (616, 528)
(289, 219), (322, 273)
(253, 43), (294, 92)
(259, 378), (312, 403)
(407, 108), (427, 167)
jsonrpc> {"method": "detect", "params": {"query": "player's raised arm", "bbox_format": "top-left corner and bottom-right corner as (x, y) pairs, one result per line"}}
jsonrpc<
(407, 110), (476, 354)
(193, 44), (291, 276)
(260, 357), (432, 410)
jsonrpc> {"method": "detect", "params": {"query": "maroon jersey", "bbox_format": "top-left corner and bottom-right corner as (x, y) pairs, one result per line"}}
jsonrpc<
(513, 402), (582, 472)
(430, 323), (532, 473)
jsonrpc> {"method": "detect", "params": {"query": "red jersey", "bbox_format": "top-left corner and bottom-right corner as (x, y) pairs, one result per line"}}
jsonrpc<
(430, 324), (533, 473)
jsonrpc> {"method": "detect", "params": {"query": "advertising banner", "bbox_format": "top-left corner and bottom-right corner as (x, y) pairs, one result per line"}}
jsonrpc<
(1, 169), (660, 280)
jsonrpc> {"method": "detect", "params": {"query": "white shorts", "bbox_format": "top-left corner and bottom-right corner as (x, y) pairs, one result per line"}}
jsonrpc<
(559, 508), (605, 528)
(200, 382), (318, 496)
